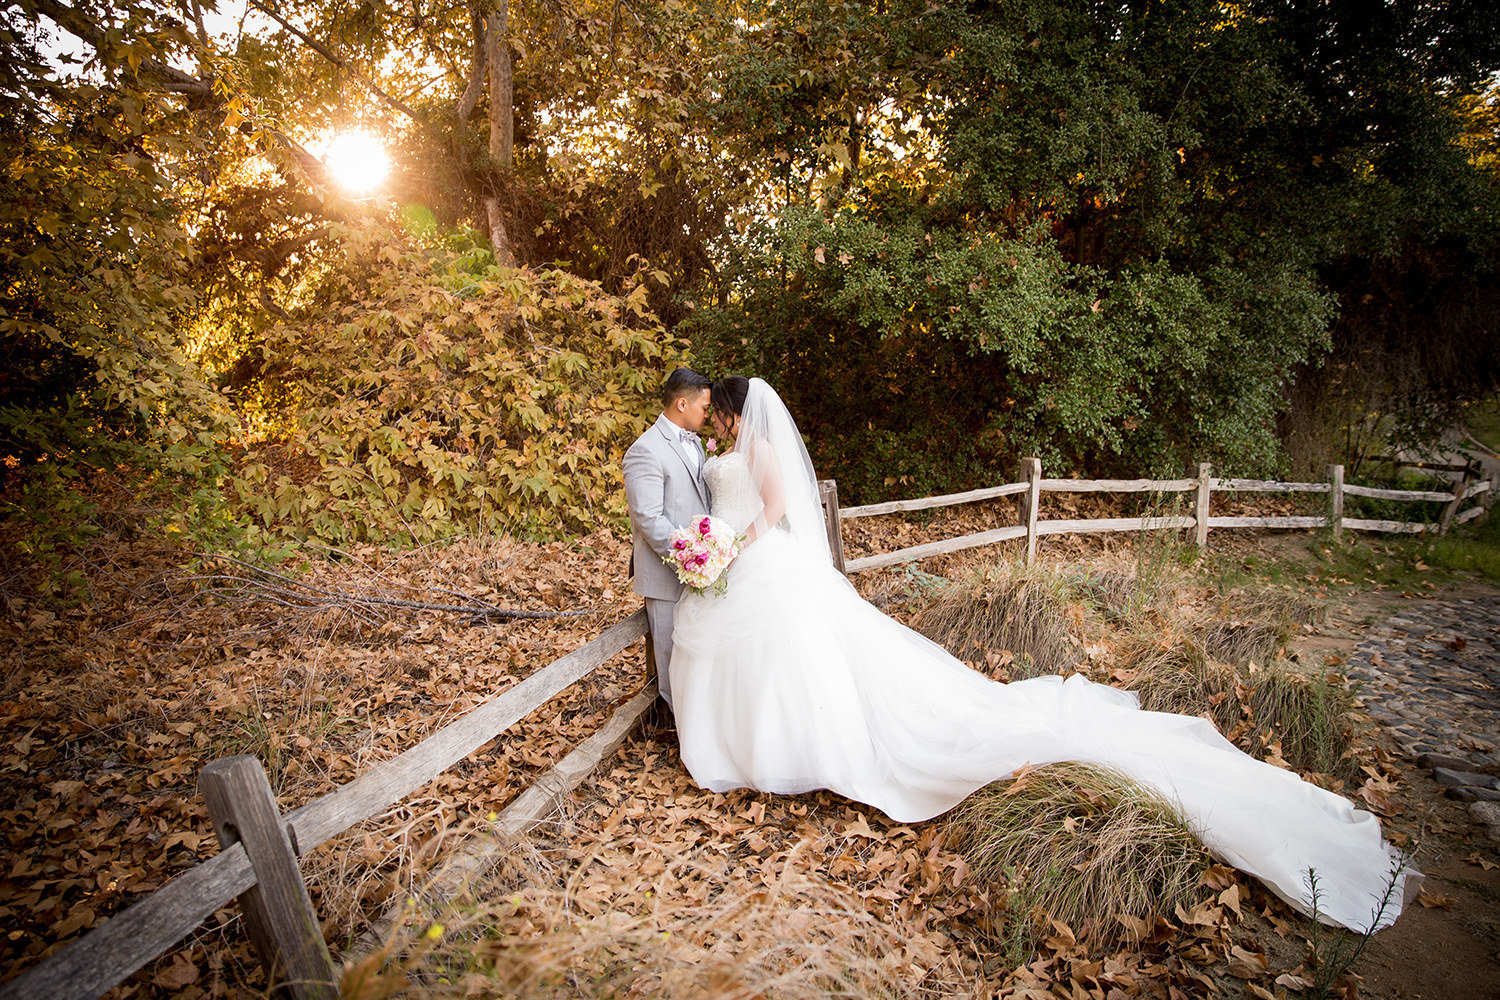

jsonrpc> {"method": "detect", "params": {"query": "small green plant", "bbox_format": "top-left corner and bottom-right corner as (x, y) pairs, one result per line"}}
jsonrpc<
(1131, 493), (1196, 594)
(1303, 855), (1412, 998)
(211, 689), (290, 794)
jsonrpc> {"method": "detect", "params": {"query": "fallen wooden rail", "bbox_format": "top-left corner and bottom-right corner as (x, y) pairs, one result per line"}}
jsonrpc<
(819, 460), (1496, 573)
(1, 610), (650, 1000)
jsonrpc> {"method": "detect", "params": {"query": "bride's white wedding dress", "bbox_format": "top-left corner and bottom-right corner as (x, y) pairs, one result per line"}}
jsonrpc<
(669, 380), (1409, 934)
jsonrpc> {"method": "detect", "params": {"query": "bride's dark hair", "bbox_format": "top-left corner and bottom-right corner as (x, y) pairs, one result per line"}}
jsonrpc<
(711, 375), (750, 418)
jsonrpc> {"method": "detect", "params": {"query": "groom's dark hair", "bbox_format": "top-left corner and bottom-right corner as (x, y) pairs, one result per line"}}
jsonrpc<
(661, 367), (711, 408)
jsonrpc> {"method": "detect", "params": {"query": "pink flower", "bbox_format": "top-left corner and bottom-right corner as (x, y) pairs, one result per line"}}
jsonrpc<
(693, 552), (708, 566)
(706, 437), (718, 453)
(699, 516), (712, 534)
(673, 539), (687, 550)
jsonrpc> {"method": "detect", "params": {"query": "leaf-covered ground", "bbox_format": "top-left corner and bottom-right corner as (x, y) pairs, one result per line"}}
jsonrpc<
(2, 500), (1498, 998)
(0, 529), (646, 996)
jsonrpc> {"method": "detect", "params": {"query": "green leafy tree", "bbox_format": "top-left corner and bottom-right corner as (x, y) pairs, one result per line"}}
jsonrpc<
(689, 0), (1500, 499)
(0, 1), (234, 560)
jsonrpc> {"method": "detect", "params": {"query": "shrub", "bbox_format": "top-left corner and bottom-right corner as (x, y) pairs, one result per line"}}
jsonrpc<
(230, 223), (688, 543)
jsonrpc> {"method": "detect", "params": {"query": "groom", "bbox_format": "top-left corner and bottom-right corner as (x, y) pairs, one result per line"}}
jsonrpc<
(623, 367), (713, 711)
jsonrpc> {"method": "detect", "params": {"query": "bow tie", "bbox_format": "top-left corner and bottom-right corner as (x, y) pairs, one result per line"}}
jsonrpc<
(680, 430), (699, 445)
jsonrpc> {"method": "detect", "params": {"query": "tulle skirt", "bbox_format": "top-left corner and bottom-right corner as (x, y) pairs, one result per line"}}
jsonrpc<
(670, 531), (1409, 932)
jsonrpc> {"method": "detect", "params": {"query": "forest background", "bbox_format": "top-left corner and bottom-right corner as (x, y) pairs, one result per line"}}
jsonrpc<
(3, 0), (1500, 558)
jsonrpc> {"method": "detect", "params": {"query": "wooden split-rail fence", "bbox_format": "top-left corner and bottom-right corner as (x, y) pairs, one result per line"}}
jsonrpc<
(818, 459), (1495, 574)
(2, 458), (1493, 1000)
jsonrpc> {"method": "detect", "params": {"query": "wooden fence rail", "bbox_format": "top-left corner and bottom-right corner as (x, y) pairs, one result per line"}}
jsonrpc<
(823, 460), (1496, 574)
(0, 611), (649, 1000)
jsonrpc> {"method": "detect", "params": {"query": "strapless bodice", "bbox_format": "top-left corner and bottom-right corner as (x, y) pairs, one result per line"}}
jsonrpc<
(704, 452), (762, 532)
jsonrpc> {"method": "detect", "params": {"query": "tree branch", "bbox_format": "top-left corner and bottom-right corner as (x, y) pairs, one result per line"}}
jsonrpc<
(188, 0), (210, 50)
(31, 0), (335, 190)
(248, 0), (429, 127)
(32, 0), (212, 97)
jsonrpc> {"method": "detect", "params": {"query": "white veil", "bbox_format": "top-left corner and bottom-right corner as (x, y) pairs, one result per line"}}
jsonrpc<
(738, 377), (832, 566)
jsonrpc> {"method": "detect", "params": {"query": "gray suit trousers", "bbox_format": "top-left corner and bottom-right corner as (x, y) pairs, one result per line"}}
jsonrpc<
(644, 597), (676, 707)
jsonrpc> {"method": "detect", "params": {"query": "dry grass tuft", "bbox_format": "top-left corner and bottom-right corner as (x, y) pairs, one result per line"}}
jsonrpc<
(910, 555), (1357, 785)
(1069, 567), (1157, 623)
(346, 838), (921, 1000)
(1245, 663), (1359, 781)
(1114, 639), (1356, 782)
(945, 763), (1210, 953)
(1118, 636), (1241, 733)
(1199, 589), (1319, 667)
(912, 564), (1074, 679)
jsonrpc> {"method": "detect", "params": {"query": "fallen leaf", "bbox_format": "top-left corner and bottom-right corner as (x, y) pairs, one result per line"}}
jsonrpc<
(1200, 864), (1238, 890)
(152, 952), (198, 990)
(1417, 888), (1456, 909)
(1228, 944), (1269, 978)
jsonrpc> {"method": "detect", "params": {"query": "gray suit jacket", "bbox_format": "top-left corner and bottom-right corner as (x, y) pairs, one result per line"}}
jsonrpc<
(624, 414), (711, 600)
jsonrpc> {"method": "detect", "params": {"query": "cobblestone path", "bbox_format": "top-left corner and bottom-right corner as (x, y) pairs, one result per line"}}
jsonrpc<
(1345, 595), (1500, 769)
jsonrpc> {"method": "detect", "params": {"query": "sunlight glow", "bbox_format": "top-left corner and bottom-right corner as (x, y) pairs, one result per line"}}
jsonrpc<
(323, 131), (390, 193)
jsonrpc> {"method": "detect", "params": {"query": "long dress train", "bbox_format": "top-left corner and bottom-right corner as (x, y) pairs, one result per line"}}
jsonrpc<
(670, 444), (1409, 934)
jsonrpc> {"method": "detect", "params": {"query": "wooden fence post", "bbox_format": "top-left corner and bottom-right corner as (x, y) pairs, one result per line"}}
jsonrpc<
(1023, 457), (1042, 566)
(1328, 464), (1345, 541)
(1193, 463), (1212, 549)
(200, 756), (337, 1000)
(1016, 457), (1032, 527)
(819, 479), (848, 574)
(1439, 467), (1473, 534)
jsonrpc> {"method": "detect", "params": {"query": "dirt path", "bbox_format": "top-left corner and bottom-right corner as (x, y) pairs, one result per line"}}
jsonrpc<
(1287, 583), (1500, 1000)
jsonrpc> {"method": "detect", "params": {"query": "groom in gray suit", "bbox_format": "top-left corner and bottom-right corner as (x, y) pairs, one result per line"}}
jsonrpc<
(623, 368), (713, 710)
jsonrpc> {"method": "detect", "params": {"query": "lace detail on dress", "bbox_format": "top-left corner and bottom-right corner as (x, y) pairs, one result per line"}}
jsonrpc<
(704, 453), (762, 533)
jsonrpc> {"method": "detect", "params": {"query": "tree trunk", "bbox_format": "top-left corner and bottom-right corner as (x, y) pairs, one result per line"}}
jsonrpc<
(456, 7), (487, 122)
(485, 0), (516, 266)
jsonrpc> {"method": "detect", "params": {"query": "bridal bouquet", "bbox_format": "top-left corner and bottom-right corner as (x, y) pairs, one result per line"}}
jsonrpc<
(663, 515), (744, 596)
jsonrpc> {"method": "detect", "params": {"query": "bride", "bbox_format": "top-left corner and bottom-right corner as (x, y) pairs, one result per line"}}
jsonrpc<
(668, 375), (1409, 934)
